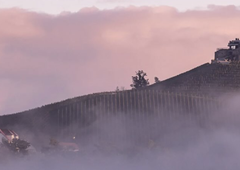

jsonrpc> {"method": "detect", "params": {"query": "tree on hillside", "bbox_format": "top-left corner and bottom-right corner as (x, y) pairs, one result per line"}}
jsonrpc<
(130, 70), (149, 89)
(154, 77), (160, 83)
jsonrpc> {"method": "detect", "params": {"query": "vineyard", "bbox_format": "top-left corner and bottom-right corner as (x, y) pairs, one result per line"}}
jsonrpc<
(1, 62), (240, 144)
(150, 62), (240, 95)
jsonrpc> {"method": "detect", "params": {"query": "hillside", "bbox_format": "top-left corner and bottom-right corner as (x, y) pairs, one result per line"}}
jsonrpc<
(149, 62), (240, 95)
(3, 61), (240, 118)
(1, 61), (240, 142)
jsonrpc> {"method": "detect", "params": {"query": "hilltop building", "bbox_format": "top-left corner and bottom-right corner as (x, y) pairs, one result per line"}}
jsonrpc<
(213, 38), (240, 64)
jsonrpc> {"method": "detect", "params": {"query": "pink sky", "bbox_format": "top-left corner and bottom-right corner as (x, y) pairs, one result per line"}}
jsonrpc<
(0, 5), (239, 114)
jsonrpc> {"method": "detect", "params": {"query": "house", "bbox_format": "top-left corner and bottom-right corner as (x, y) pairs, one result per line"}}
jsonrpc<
(213, 38), (240, 64)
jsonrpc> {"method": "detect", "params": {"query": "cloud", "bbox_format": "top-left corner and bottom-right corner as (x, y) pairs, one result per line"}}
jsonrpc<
(0, 5), (240, 114)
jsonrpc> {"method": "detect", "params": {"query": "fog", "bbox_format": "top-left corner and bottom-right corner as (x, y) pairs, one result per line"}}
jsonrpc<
(1, 94), (240, 170)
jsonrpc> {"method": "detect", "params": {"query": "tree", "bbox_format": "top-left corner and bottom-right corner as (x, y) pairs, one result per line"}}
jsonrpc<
(2, 138), (30, 154)
(130, 70), (149, 89)
(154, 77), (160, 83)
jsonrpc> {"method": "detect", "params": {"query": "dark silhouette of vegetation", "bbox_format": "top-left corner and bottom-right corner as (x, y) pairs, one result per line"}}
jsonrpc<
(154, 77), (160, 83)
(2, 138), (30, 154)
(115, 86), (125, 92)
(130, 70), (149, 89)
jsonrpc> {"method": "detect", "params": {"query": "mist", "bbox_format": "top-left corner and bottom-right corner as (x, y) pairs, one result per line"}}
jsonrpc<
(1, 93), (240, 170)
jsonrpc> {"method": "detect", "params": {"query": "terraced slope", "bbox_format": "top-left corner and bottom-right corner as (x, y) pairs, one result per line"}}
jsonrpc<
(0, 90), (218, 144)
(149, 62), (240, 95)
(1, 62), (240, 141)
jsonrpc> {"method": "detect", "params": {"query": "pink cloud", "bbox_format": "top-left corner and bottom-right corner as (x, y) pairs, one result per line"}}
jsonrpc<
(0, 8), (44, 39)
(0, 5), (240, 114)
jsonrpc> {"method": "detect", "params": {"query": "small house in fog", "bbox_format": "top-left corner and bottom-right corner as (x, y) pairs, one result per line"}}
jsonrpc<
(213, 38), (240, 64)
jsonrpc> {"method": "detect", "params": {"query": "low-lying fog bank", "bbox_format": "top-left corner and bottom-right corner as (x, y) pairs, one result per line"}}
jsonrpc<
(1, 93), (240, 170)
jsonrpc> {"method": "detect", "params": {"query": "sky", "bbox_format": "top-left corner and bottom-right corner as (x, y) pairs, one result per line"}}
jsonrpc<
(0, 1), (240, 114)
(0, 0), (240, 14)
